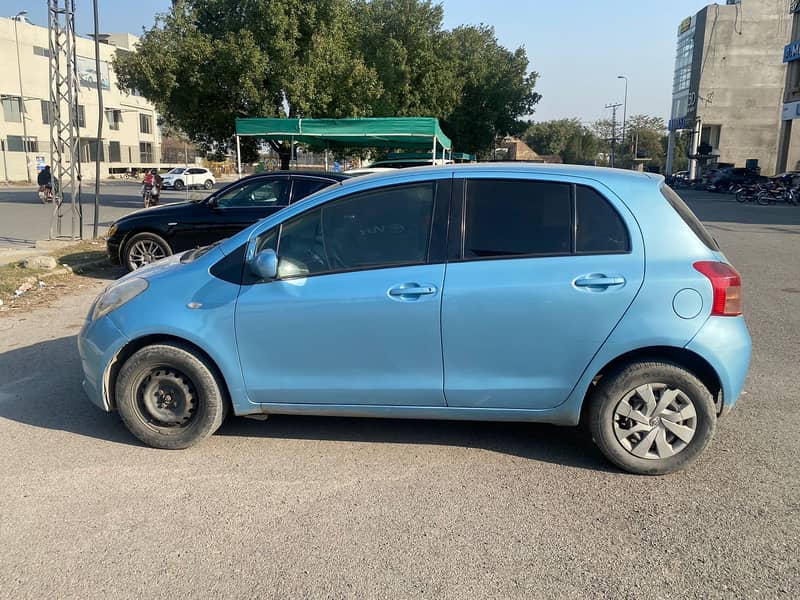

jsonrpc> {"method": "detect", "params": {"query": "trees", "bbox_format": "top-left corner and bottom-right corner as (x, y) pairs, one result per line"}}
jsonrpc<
(114, 0), (381, 169)
(114, 0), (541, 165)
(524, 118), (598, 165)
(443, 25), (540, 155)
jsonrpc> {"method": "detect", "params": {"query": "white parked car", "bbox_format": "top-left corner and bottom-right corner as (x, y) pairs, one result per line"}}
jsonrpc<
(161, 167), (216, 191)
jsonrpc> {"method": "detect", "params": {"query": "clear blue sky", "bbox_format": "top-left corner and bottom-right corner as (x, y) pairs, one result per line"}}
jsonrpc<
(6, 0), (708, 123)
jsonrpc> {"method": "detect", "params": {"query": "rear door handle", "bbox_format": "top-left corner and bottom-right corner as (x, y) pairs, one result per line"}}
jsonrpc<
(574, 275), (626, 288)
(388, 284), (437, 299)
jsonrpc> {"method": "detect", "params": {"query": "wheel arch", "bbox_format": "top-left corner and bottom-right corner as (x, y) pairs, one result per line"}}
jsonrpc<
(579, 345), (723, 424)
(106, 334), (232, 413)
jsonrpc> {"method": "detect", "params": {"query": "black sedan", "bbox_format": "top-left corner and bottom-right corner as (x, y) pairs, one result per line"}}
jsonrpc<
(108, 171), (349, 271)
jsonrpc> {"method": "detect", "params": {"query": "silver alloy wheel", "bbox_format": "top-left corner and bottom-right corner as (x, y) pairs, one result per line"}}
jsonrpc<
(128, 239), (167, 269)
(613, 383), (697, 460)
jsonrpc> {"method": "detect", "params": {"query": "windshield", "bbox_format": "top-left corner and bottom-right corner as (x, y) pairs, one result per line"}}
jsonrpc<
(167, 168), (186, 175)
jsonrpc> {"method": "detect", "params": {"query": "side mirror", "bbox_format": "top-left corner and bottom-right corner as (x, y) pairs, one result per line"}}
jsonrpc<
(248, 248), (278, 280)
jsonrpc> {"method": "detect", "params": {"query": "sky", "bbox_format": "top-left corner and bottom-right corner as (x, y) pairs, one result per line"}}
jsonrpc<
(5, 0), (709, 124)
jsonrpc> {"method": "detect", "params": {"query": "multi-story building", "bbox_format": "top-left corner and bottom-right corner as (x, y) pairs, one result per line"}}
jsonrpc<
(0, 16), (163, 182)
(666, 0), (792, 177)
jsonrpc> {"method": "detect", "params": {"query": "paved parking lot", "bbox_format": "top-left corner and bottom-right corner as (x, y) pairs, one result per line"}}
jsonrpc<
(0, 182), (215, 247)
(0, 190), (798, 599)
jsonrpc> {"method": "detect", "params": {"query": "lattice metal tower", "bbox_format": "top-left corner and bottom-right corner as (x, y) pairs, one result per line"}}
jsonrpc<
(47, 0), (82, 239)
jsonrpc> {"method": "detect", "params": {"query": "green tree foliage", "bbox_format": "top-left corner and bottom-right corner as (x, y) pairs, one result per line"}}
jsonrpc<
(114, 0), (381, 167)
(524, 118), (598, 165)
(442, 25), (541, 154)
(114, 0), (541, 164)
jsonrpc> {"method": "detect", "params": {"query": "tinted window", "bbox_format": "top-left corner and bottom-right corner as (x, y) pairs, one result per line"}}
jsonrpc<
(661, 184), (719, 250)
(464, 180), (571, 258)
(265, 182), (435, 278)
(292, 178), (333, 202)
(216, 178), (290, 208)
(576, 186), (630, 253)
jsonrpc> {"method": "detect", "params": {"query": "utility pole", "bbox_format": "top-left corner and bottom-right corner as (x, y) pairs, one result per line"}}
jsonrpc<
(605, 102), (622, 168)
(47, 0), (82, 240)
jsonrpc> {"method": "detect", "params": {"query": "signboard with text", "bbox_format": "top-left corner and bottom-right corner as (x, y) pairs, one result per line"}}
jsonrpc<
(782, 101), (800, 120)
(784, 39), (800, 63)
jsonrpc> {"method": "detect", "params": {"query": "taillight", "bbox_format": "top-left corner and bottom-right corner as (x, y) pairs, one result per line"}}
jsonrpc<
(693, 261), (742, 316)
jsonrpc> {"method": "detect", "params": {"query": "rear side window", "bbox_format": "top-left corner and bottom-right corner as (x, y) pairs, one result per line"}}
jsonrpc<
(292, 178), (332, 202)
(464, 180), (571, 258)
(661, 184), (719, 250)
(576, 185), (630, 253)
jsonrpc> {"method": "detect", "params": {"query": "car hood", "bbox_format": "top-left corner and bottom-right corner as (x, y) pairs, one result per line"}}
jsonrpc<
(115, 200), (203, 223)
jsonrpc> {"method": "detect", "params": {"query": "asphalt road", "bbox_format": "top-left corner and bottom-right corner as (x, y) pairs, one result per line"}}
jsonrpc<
(0, 191), (798, 599)
(0, 182), (216, 247)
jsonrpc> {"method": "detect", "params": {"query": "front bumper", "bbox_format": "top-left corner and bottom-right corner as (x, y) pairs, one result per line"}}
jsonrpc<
(106, 237), (123, 265)
(78, 312), (130, 412)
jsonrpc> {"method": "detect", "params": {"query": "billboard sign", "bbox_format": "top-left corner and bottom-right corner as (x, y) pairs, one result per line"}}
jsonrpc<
(782, 101), (800, 120)
(76, 56), (110, 90)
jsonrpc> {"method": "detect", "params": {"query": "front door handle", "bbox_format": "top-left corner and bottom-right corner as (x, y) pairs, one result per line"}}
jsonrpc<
(388, 283), (437, 300)
(574, 275), (626, 289)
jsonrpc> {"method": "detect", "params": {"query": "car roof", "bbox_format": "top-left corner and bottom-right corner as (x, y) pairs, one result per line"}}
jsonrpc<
(346, 162), (662, 185)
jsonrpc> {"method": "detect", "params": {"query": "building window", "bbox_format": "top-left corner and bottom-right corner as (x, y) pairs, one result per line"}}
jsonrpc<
(2, 96), (23, 122)
(81, 138), (105, 162)
(41, 100), (55, 125)
(139, 142), (153, 162)
(139, 113), (152, 134)
(7, 135), (38, 153)
(109, 141), (121, 163)
(76, 105), (86, 128)
(105, 108), (122, 130)
(33, 46), (51, 58)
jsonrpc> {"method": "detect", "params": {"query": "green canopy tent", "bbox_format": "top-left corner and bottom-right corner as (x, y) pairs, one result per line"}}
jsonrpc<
(234, 117), (453, 173)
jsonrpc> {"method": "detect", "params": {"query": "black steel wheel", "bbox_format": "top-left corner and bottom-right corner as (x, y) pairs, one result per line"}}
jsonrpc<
(116, 343), (228, 449)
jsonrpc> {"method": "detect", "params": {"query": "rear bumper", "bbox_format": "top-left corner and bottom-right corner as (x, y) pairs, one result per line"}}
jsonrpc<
(686, 316), (751, 416)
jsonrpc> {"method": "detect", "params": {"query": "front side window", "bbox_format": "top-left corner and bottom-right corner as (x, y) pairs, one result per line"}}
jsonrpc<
(216, 178), (290, 208)
(258, 182), (435, 279)
(464, 179), (572, 258)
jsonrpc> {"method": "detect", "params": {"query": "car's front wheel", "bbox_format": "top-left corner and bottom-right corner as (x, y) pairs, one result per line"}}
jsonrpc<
(173, 179), (185, 191)
(588, 361), (716, 475)
(203, 179), (214, 190)
(123, 232), (172, 271)
(116, 343), (228, 449)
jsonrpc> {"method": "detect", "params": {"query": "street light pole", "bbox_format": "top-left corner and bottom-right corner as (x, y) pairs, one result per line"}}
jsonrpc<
(14, 11), (32, 183)
(617, 75), (628, 167)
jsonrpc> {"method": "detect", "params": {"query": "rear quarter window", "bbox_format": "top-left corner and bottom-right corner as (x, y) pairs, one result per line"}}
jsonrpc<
(660, 184), (719, 250)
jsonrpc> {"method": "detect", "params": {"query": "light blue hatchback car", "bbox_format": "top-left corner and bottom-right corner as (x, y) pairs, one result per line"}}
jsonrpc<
(79, 164), (751, 474)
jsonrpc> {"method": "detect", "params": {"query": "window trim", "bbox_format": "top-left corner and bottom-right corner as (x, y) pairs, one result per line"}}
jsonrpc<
(450, 177), (633, 264)
(249, 179), (446, 284)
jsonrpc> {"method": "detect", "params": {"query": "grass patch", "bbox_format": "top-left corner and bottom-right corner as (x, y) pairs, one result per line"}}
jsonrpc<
(0, 239), (109, 302)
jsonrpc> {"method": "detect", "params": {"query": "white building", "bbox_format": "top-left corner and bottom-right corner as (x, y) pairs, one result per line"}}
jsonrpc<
(0, 16), (165, 182)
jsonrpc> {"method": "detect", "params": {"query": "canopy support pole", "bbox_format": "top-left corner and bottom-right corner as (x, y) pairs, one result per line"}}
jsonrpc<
(432, 136), (437, 166)
(324, 141), (329, 172)
(235, 135), (242, 179)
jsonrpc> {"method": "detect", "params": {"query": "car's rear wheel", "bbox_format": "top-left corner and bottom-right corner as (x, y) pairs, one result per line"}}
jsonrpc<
(116, 343), (227, 449)
(174, 179), (185, 191)
(203, 179), (214, 190)
(588, 361), (716, 475)
(123, 232), (172, 271)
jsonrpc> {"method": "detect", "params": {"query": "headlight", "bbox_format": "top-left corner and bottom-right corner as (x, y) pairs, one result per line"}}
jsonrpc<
(92, 277), (148, 321)
(107, 224), (118, 238)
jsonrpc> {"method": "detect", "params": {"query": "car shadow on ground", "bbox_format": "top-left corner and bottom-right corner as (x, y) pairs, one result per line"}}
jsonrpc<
(0, 334), (617, 473)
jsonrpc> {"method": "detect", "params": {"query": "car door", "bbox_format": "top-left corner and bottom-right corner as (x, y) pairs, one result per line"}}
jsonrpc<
(441, 175), (644, 410)
(189, 176), (291, 246)
(235, 178), (450, 406)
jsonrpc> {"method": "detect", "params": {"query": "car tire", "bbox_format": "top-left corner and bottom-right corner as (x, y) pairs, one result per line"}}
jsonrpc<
(174, 179), (185, 191)
(116, 343), (228, 449)
(203, 179), (214, 190)
(123, 232), (173, 271)
(588, 360), (716, 475)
